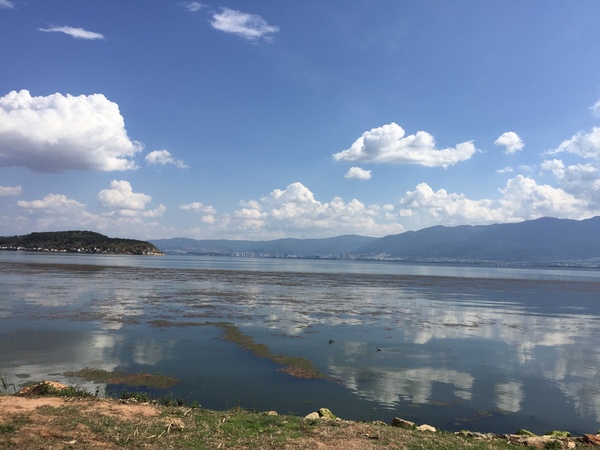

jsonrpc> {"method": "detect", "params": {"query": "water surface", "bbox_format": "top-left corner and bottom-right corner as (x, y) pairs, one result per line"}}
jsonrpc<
(1, 252), (599, 434)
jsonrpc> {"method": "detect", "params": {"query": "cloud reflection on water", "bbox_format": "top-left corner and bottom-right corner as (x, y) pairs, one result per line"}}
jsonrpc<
(2, 255), (600, 433)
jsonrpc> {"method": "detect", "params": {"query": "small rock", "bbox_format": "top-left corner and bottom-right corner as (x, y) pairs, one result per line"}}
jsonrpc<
(390, 417), (415, 429)
(417, 424), (436, 432)
(520, 436), (551, 448)
(583, 434), (600, 445)
(318, 407), (336, 419)
(304, 412), (320, 421)
(263, 411), (278, 416)
(165, 418), (185, 432)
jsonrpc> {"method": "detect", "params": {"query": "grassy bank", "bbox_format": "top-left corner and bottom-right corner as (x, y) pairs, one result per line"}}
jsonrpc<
(0, 392), (518, 450)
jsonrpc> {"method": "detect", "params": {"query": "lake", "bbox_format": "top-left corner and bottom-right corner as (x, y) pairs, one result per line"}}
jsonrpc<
(1, 251), (600, 435)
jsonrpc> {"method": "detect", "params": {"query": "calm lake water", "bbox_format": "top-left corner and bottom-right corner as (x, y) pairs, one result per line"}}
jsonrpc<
(1, 251), (600, 434)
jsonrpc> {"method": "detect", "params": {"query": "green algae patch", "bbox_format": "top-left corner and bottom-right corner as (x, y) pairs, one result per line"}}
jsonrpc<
(63, 368), (180, 389)
(214, 322), (329, 380)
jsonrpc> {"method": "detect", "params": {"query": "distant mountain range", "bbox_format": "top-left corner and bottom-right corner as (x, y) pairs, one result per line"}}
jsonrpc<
(151, 216), (600, 265)
(150, 235), (376, 258)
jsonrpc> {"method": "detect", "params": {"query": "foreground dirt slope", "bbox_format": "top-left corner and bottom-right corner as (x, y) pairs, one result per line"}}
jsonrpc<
(0, 394), (594, 450)
(0, 395), (408, 449)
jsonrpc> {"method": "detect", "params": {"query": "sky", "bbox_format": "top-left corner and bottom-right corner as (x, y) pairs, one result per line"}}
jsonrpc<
(2, 1), (600, 241)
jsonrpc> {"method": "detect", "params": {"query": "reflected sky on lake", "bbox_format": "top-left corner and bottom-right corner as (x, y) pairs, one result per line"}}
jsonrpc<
(1, 252), (600, 434)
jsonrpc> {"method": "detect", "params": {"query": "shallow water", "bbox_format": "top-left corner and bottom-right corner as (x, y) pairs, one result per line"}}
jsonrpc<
(1, 252), (600, 434)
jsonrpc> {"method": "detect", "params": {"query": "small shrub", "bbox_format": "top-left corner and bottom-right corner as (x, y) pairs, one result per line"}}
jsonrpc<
(120, 391), (151, 403)
(57, 386), (94, 398)
(545, 430), (571, 437)
(159, 395), (185, 407)
(515, 429), (536, 436)
(0, 423), (16, 434)
(544, 439), (563, 450)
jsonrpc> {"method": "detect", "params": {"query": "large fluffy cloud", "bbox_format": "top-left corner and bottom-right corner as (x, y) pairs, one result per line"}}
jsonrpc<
(397, 175), (595, 230)
(0, 90), (141, 172)
(498, 175), (590, 220)
(494, 131), (525, 154)
(541, 159), (600, 208)
(211, 8), (279, 42)
(206, 182), (404, 239)
(398, 183), (504, 224)
(333, 123), (477, 168)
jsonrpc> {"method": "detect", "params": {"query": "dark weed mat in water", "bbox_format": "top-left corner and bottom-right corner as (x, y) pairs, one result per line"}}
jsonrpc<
(63, 368), (180, 389)
(147, 319), (331, 381)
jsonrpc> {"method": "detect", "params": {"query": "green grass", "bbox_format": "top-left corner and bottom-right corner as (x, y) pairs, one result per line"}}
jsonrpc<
(0, 393), (524, 450)
(0, 423), (16, 434)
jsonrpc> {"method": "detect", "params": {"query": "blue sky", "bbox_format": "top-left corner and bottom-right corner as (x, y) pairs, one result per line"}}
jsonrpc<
(2, 1), (600, 240)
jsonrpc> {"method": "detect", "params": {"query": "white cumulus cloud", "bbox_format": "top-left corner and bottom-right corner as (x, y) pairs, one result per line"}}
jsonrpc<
(494, 131), (525, 154)
(97, 180), (151, 211)
(0, 185), (21, 196)
(222, 182), (404, 239)
(0, 90), (141, 172)
(398, 183), (503, 225)
(396, 175), (597, 230)
(344, 167), (372, 180)
(39, 26), (105, 40)
(333, 123), (477, 168)
(179, 202), (217, 223)
(14, 194), (95, 231)
(211, 8), (280, 42)
(499, 175), (590, 220)
(541, 159), (600, 207)
(17, 194), (85, 212)
(145, 149), (188, 168)
(8, 190), (164, 237)
(549, 127), (600, 160)
(179, 202), (216, 213)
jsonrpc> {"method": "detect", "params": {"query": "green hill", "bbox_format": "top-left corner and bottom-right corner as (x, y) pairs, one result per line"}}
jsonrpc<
(0, 230), (163, 255)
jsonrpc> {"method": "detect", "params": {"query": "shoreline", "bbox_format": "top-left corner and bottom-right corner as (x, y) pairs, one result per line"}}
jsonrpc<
(2, 387), (599, 449)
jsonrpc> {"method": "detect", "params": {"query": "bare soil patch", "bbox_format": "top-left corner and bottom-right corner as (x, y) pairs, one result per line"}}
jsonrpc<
(0, 394), (524, 450)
